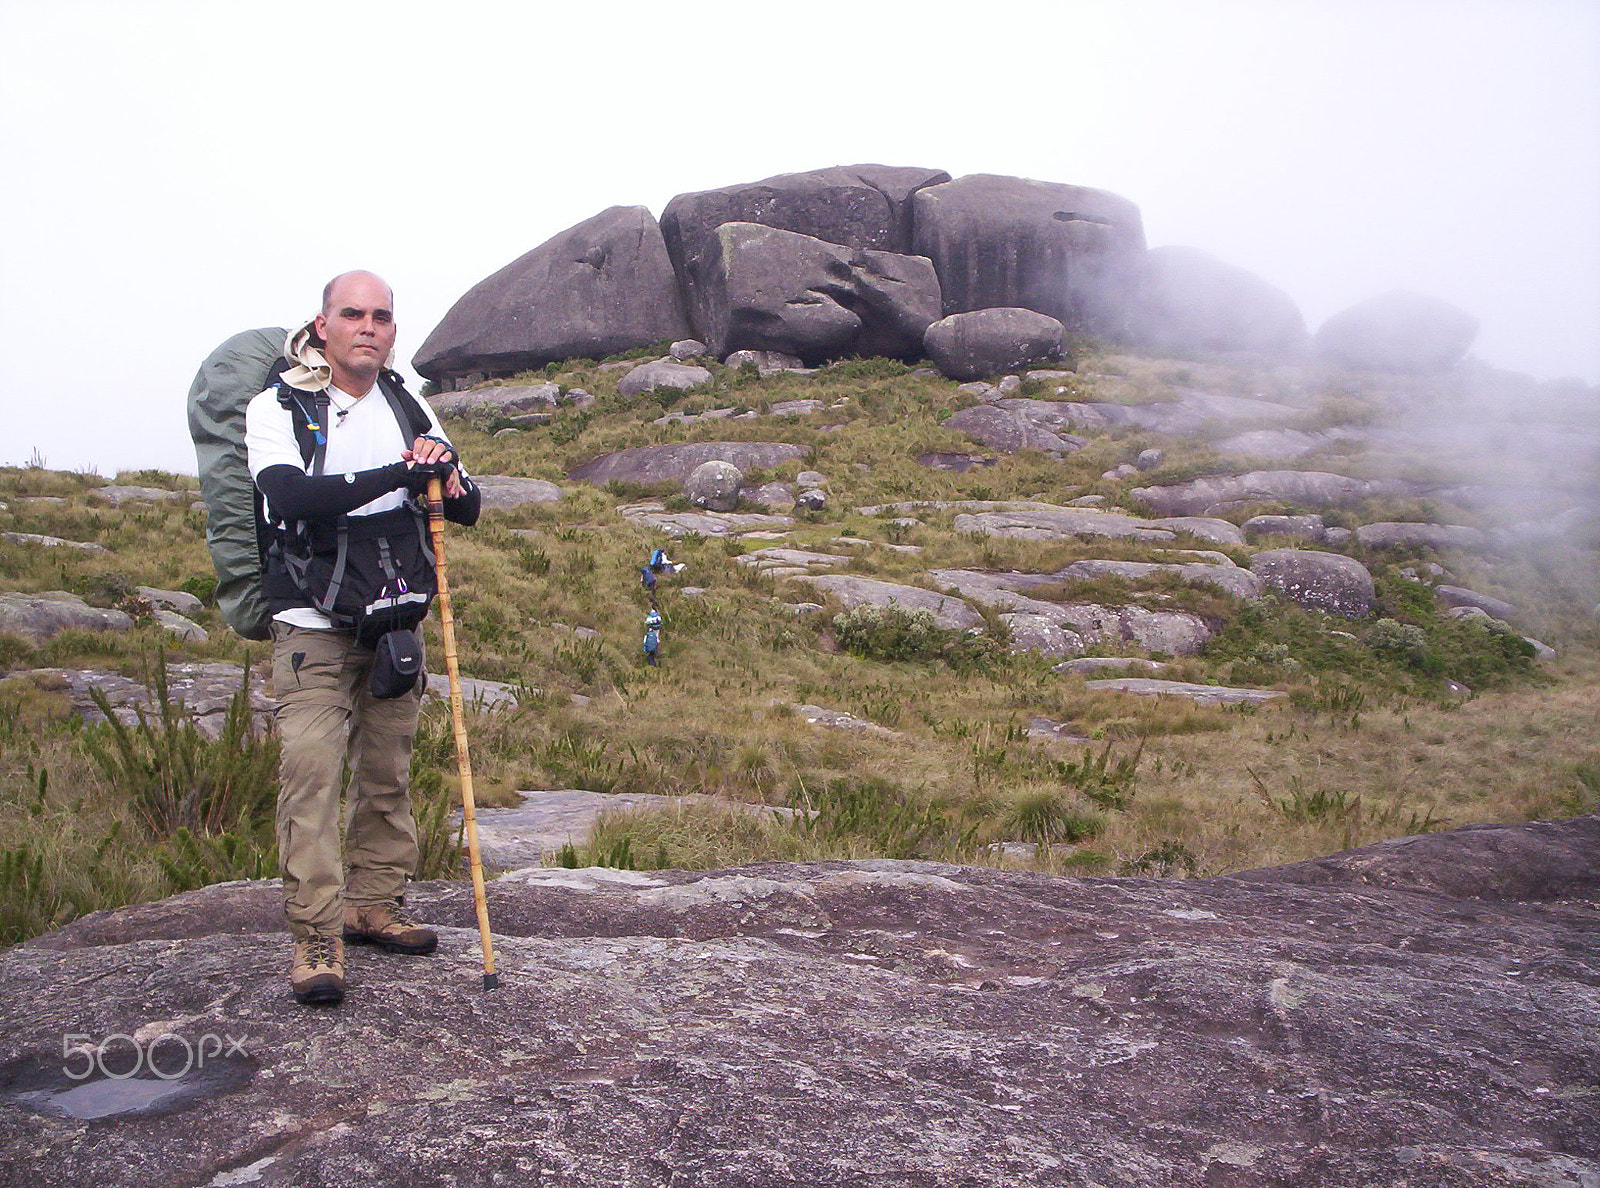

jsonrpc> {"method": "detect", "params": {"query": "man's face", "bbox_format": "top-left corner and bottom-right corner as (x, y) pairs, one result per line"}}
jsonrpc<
(315, 273), (396, 383)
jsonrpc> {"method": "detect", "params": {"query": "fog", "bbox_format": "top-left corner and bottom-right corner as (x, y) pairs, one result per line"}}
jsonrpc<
(1, 0), (1596, 476)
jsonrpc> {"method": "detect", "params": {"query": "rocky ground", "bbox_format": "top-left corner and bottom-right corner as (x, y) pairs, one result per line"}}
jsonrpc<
(1, 816), (1596, 1187)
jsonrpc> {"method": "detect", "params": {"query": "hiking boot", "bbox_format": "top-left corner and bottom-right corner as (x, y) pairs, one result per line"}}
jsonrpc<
(290, 934), (345, 1006)
(343, 898), (437, 955)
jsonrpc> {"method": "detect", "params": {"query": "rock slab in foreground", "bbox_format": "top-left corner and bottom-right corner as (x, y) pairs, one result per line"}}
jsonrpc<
(2, 532), (108, 554)
(3, 816), (1597, 1186)
(927, 568), (1215, 657)
(616, 360), (714, 398)
(619, 502), (794, 538)
(90, 484), (193, 504)
(430, 382), (561, 418)
(13, 662), (273, 737)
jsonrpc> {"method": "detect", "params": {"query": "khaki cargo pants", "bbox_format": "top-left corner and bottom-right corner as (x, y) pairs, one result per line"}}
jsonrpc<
(270, 622), (423, 939)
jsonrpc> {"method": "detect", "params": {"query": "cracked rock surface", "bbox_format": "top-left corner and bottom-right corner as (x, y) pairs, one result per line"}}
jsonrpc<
(2, 817), (1596, 1187)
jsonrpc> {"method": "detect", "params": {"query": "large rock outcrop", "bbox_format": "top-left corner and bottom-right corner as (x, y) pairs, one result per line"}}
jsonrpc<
(4, 815), (1596, 1186)
(697, 223), (942, 362)
(1315, 289), (1479, 373)
(417, 167), (1315, 381)
(660, 164), (950, 339)
(911, 173), (1146, 336)
(1130, 245), (1308, 354)
(413, 205), (691, 386)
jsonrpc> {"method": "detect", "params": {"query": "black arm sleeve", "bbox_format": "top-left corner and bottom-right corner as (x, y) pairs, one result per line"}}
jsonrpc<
(255, 462), (408, 521)
(443, 474), (482, 526)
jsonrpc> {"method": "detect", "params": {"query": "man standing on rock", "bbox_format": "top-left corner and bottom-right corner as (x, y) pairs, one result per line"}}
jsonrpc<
(246, 271), (480, 1005)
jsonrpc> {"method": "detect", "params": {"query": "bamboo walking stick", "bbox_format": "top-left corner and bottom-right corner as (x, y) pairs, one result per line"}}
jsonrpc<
(426, 476), (499, 990)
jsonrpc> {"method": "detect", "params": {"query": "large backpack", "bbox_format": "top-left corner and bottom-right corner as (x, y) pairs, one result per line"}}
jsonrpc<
(187, 328), (290, 639)
(187, 329), (434, 641)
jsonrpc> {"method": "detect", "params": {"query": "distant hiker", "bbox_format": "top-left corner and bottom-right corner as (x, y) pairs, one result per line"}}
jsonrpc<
(643, 608), (663, 665)
(246, 271), (481, 1006)
(649, 548), (685, 575)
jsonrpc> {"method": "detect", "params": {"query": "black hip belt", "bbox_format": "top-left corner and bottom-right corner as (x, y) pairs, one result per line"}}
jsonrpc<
(278, 504), (437, 644)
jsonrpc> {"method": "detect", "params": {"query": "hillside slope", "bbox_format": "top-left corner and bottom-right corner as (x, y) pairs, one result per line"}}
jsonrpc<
(0, 343), (1596, 941)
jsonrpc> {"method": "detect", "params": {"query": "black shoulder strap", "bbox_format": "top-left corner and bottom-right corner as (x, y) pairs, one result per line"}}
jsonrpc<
(275, 382), (330, 475)
(377, 370), (433, 443)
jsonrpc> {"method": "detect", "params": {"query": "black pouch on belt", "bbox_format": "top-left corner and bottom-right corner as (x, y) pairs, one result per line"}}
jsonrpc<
(370, 629), (423, 699)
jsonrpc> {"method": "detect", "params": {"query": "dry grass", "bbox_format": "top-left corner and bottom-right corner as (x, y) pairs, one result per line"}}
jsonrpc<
(1099, 651), (1600, 874)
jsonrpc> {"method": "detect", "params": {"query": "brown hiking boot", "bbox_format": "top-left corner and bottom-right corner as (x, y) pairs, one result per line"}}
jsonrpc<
(290, 934), (345, 1006)
(343, 898), (437, 955)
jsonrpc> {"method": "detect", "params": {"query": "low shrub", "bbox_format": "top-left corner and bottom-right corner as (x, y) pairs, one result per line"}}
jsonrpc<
(1364, 618), (1428, 665)
(1004, 791), (1105, 845)
(831, 604), (1003, 671)
(179, 573), (217, 604)
(824, 357), (908, 380)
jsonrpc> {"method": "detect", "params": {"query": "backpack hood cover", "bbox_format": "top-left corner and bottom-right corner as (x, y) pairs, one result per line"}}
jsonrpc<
(279, 318), (399, 393)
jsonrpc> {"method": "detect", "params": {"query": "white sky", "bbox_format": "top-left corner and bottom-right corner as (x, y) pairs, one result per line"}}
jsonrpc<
(2, 0), (1596, 475)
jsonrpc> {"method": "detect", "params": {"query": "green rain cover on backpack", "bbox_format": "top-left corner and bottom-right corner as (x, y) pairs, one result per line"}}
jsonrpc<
(187, 327), (288, 640)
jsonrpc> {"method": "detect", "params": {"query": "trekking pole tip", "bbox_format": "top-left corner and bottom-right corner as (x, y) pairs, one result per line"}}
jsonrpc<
(483, 972), (501, 991)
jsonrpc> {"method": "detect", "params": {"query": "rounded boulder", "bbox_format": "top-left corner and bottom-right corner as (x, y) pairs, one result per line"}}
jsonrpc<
(1130, 246), (1307, 355)
(1249, 549), (1375, 619)
(617, 360), (714, 398)
(685, 461), (744, 512)
(924, 308), (1065, 382)
(1315, 290), (1478, 373)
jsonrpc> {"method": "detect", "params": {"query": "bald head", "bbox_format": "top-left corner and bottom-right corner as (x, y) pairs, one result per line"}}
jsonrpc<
(314, 271), (397, 396)
(322, 270), (393, 315)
